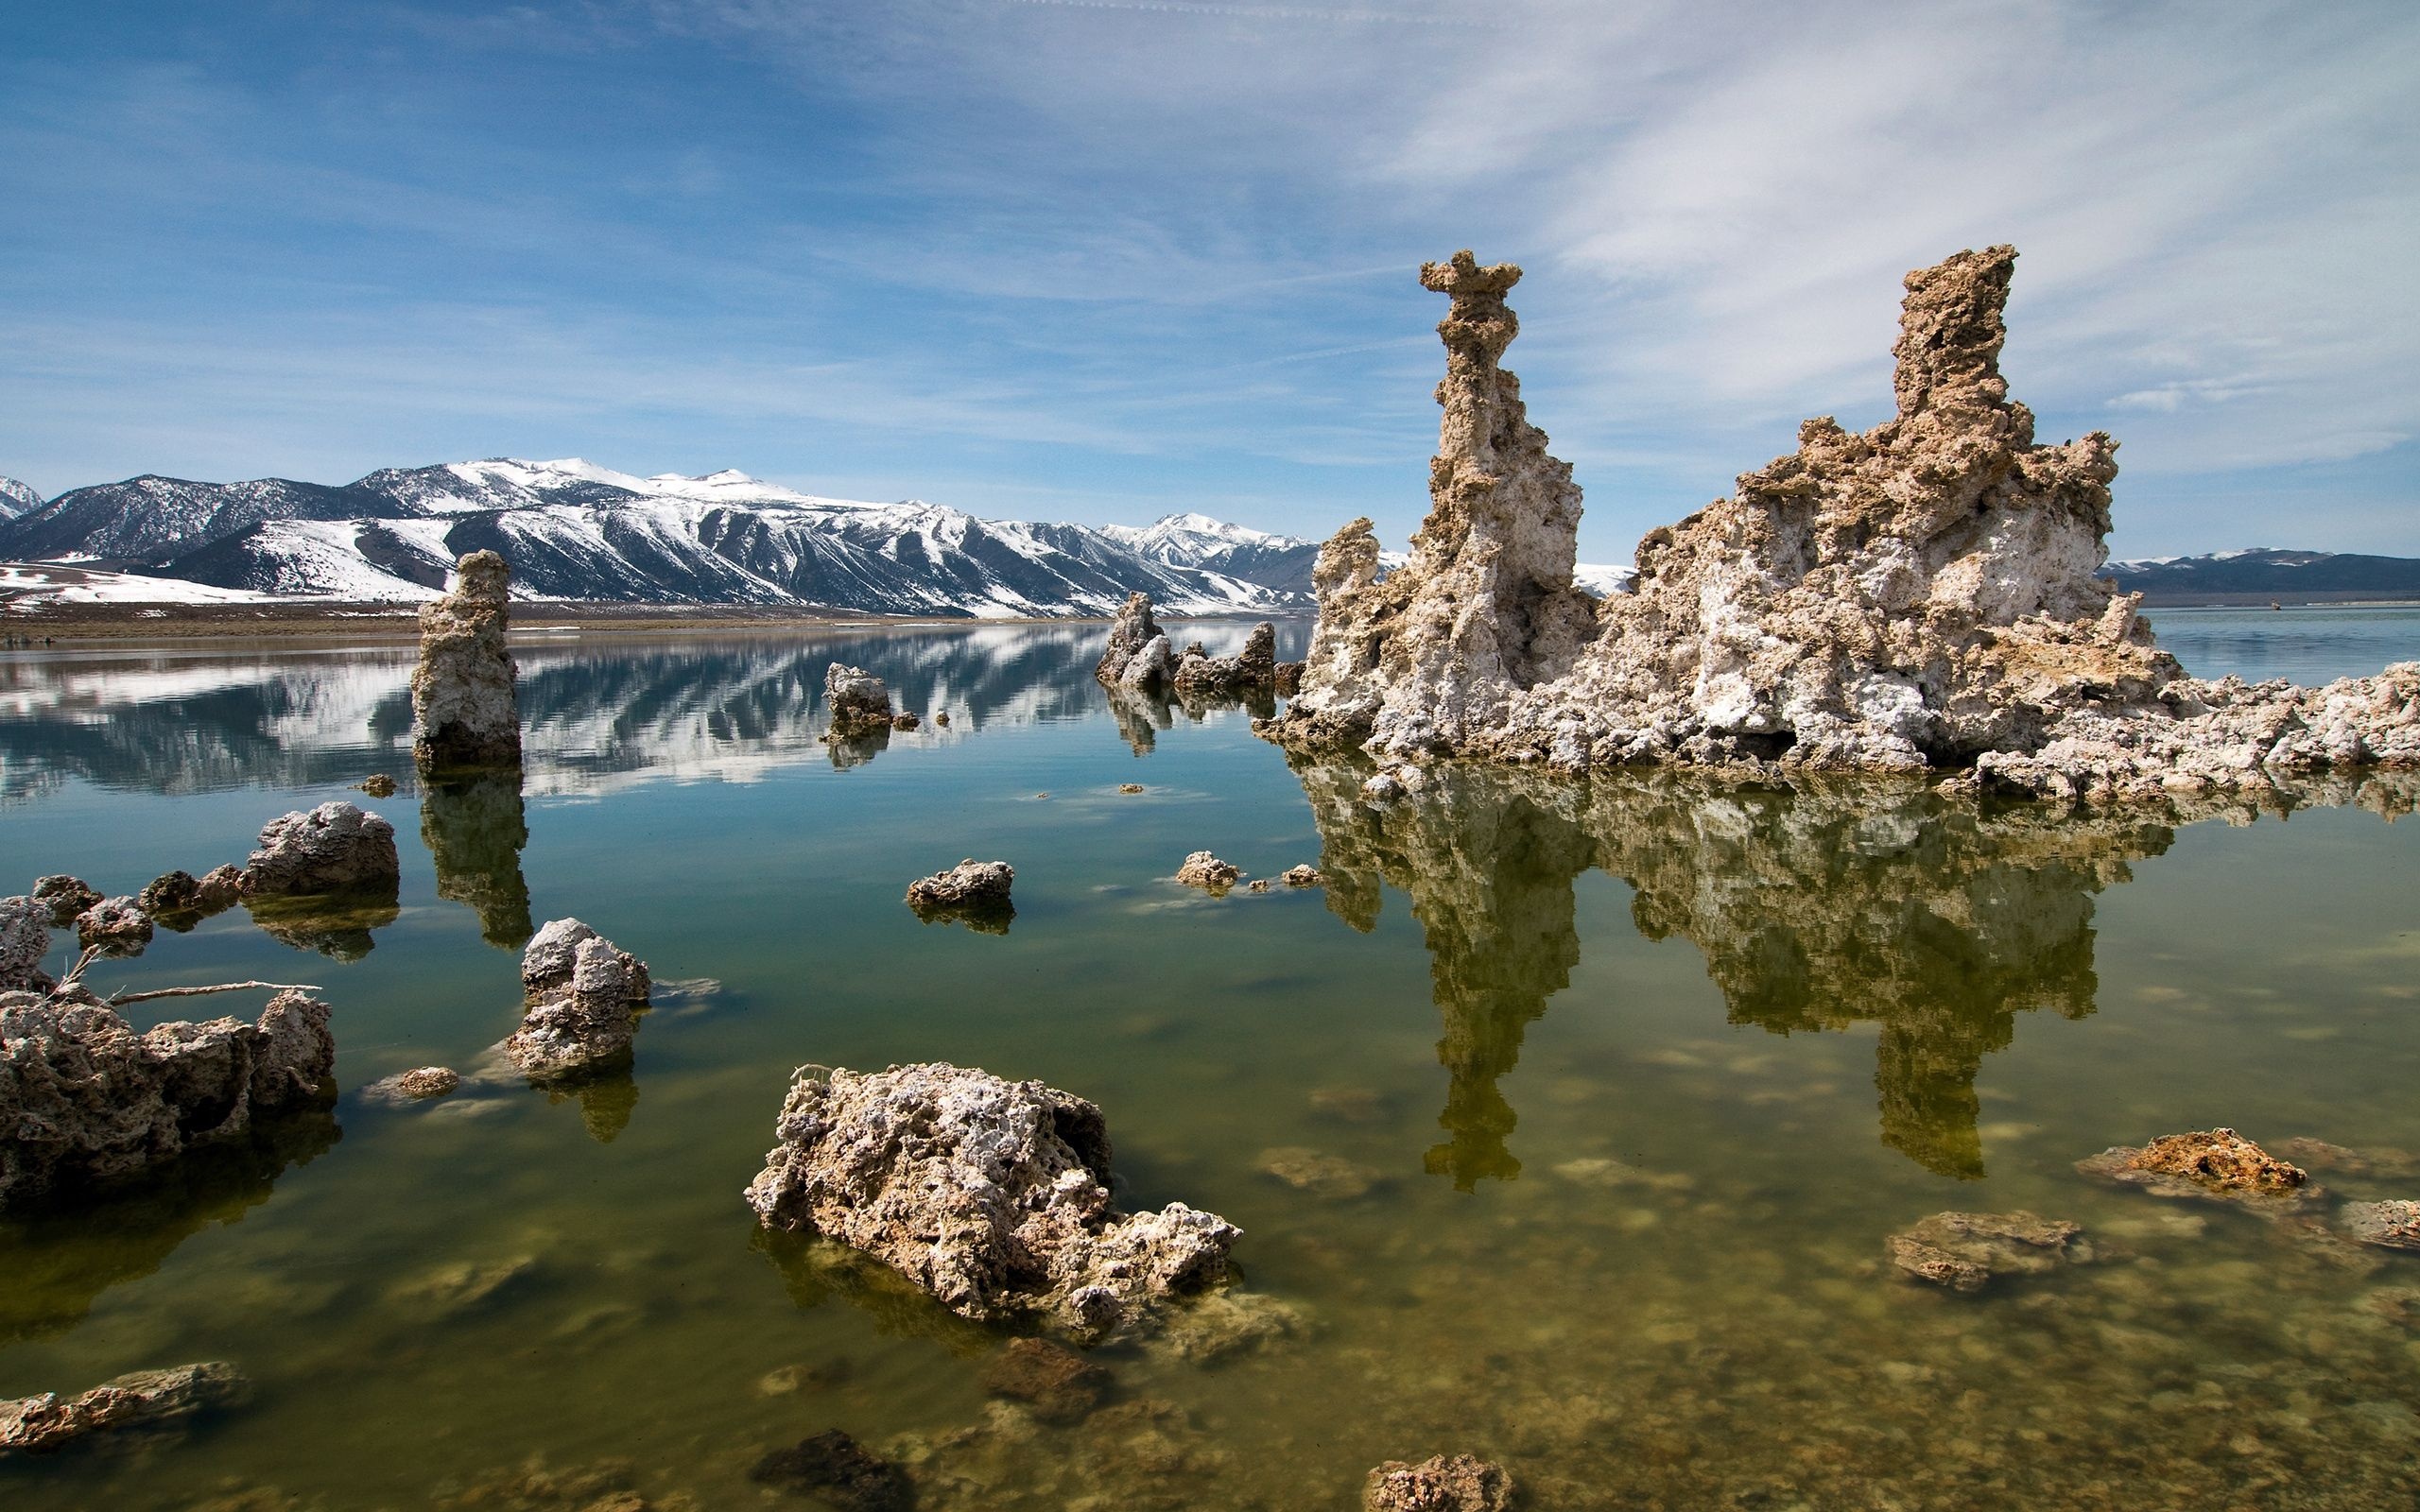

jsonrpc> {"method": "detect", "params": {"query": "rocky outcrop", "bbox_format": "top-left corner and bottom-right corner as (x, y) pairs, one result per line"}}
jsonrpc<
(1265, 247), (2420, 803)
(74, 897), (152, 956)
(0, 989), (336, 1210)
(0, 1362), (249, 1452)
(501, 919), (651, 1080)
(2078, 1127), (2319, 1210)
(1281, 864), (1324, 887)
(1097, 592), (1166, 688)
(1887, 1211), (2093, 1291)
(743, 1061), (1239, 1337)
(1172, 621), (1280, 697)
(30, 876), (98, 927)
(410, 550), (522, 771)
(824, 663), (894, 732)
(239, 801), (400, 898)
(358, 773), (399, 798)
(1175, 851), (1242, 893)
(1363, 1453), (1515, 1512)
(1120, 633), (1173, 693)
(137, 868), (236, 922)
(905, 860), (1015, 932)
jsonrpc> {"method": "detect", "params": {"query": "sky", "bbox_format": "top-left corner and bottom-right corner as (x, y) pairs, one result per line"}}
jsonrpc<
(2, 0), (2414, 561)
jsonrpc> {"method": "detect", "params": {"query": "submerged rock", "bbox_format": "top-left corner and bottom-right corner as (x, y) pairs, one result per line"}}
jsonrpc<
(1363, 1453), (1515, 1512)
(1887, 1211), (2093, 1292)
(981, 1337), (1113, 1423)
(892, 1396), (1235, 1511)
(1096, 592), (1167, 690)
(748, 1430), (911, 1511)
(825, 664), (895, 733)
(362, 1066), (461, 1105)
(0, 1362), (249, 1453)
(0, 989), (335, 1210)
(31, 876), (100, 928)
(410, 550), (522, 772)
(1259, 1145), (1380, 1199)
(2342, 1200), (2420, 1252)
(1263, 247), (2420, 800)
(74, 897), (153, 957)
(1175, 851), (1242, 893)
(239, 802), (401, 898)
(743, 1061), (1239, 1338)
(502, 919), (652, 1081)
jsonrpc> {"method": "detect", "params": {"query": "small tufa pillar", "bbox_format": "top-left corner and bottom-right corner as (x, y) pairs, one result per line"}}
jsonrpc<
(411, 551), (522, 773)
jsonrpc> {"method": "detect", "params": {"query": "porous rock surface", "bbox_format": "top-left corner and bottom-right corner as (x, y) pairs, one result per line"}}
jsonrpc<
(363, 1066), (461, 1105)
(410, 550), (522, 771)
(1097, 592), (1167, 690)
(743, 1061), (1239, 1337)
(825, 663), (894, 732)
(0, 989), (336, 1210)
(1264, 247), (2420, 804)
(501, 919), (651, 1080)
(31, 876), (100, 927)
(74, 897), (153, 956)
(1364, 1452), (1515, 1512)
(0, 897), (51, 992)
(1887, 1211), (2093, 1292)
(1172, 621), (1280, 697)
(2078, 1127), (2314, 1207)
(2340, 1199), (2420, 1252)
(239, 801), (401, 898)
(0, 1362), (250, 1452)
(905, 859), (1015, 911)
(1175, 851), (1242, 893)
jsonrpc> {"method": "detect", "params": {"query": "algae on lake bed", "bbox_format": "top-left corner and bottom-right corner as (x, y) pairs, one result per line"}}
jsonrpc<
(3, 621), (2418, 1507)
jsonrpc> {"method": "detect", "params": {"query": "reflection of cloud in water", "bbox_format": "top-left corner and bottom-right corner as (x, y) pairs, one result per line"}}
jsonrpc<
(1287, 760), (2408, 1183)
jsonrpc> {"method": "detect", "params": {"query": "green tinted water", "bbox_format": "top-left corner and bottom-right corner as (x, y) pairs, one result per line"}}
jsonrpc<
(2, 619), (2417, 1509)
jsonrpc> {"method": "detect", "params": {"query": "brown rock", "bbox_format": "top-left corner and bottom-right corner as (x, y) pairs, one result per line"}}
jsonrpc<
(239, 801), (401, 898)
(980, 1337), (1113, 1423)
(891, 712), (921, 730)
(501, 919), (651, 1081)
(1175, 851), (1241, 893)
(2131, 1127), (2306, 1194)
(2342, 1199), (2420, 1252)
(358, 773), (399, 798)
(825, 664), (894, 733)
(410, 551), (522, 772)
(1887, 1211), (2092, 1292)
(748, 1431), (912, 1511)
(1096, 592), (1167, 689)
(1281, 865), (1324, 887)
(0, 1362), (249, 1452)
(137, 869), (203, 919)
(74, 897), (152, 956)
(1363, 1453), (1514, 1511)
(363, 1066), (461, 1105)
(32, 875), (101, 927)
(1119, 782), (1145, 794)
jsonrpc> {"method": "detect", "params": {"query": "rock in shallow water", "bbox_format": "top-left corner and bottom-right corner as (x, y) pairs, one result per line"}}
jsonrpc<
(0, 897), (50, 991)
(74, 897), (153, 956)
(980, 1337), (1113, 1423)
(1175, 851), (1241, 893)
(743, 1061), (1238, 1338)
(30, 875), (100, 928)
(824, 663), (894, 733)
(0, 988), (336, 1210)
(1887, 1211), (2093, 1292)
(2342, 1200), (2420, 1252)
(411, 550), (522, 772)
(749, 1430), (911, 1511)
(1363, 1453), (1515, 1512)
(0, 1362), (250, 1452)
(906, 859), (1014, 910)
(502, 919), (651, 1081)
(239, 801), (400, 898)
(362, 1066), (461, 1105)
(2078, 1126), (2310, 1204)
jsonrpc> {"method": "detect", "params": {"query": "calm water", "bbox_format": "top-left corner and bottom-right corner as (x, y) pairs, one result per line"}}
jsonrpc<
(2, 611), (2417, 1509)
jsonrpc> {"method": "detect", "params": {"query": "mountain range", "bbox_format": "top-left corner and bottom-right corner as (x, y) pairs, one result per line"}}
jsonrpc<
(2, 459), (2413, 613)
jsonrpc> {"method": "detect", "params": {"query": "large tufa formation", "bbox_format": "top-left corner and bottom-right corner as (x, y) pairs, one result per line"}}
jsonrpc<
(1096, 592), (1168, 690)
(411, 550), (523, 772)
(501, 919), (652, 1080)
(239, 801), (401, 898)
(743, 1061), (1239, 1338)
(0, 988), (336, 1211)
(1268, 247), (2420, 801)
(825, 663), (895, 734)
(1172, 621), (1280, 697)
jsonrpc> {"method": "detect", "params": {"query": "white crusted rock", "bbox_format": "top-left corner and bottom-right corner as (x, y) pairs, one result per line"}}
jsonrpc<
(239, 802), (401, 898)
(1097, 592), (1167, 689)
(824, 663), (894, 732)
(502, 919), (651, 1080)
(411, 550), (522, 771)
(743, 1061), (1238, 1338)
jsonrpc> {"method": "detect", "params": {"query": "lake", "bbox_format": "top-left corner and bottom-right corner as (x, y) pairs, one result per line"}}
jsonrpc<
(2, 609), (2417, 1509)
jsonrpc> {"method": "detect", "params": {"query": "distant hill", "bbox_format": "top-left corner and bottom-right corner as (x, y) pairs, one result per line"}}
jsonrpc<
(0, 476), (40, 519)
(2105, 549), (2420, 605)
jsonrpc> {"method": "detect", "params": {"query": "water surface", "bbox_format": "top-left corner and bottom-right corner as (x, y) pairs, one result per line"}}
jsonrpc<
(2, 614), (2416, 1509)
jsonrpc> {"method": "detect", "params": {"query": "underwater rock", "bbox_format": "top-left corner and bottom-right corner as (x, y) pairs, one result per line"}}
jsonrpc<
(1096, 592), (1166, 689)
(74, 897), (153, 956)
(1887, 1211), (2093, 1292)
(0, 989), (334, 1210)
(748, 1430), (911, 1511)
(2275, 1137), (2420, 1179)
(1281, 864), (1324, 887)
(31, 876), (100, 928)
(743, 1061), (1239, 1338)
(389, 1254), (539, 1316)
(239, 801), (401, 898)
(502, 919), (651, 1081)
(1172, 622), (1280, 697)
(891, 1397), (1236, 1511)
(1363, 1453), (1515, 1512)
(906, 859), (1014, 909)
(1144, 1287), (1306, 1364)
(2342, 1200), (2420, 1252)
(358, 773), (398, 798)
(439, 1453), (699, 1510)
(824, 663), (894, 733)
(1263, 247), (2420, 801)
(362, 1066), (460, 1105)
(980, 1337), (1113, 1423)
(0, 1362), (250, 1453)
(410, 550), (522, 772)
(1260, 1145), (1381, 1199)
(1175, 851), (1242, 893)
(0, 897), (50, 991)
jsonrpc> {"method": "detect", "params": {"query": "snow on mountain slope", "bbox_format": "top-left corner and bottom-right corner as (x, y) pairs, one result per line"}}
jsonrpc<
(0, 476), (40, 519)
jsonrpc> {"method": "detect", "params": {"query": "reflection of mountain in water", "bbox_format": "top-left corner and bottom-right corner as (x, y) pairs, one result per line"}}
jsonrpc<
(0, 1109), (341, 1342)
(1292, 760), (2231, 1182)
(0, 622), (1306, 798)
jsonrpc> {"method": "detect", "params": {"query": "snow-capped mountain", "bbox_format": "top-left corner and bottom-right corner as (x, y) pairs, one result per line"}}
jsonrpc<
(0, 476), (43, 519)
(0, 458), (1320, 617)
(2105, 548), (2420, 603)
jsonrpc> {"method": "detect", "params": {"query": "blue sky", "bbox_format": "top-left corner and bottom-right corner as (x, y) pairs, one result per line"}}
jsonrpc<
(2, 0), (2414, 560)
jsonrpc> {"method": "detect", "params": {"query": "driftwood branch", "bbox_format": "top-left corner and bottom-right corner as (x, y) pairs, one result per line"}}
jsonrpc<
(108, 981), (320, 1006)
